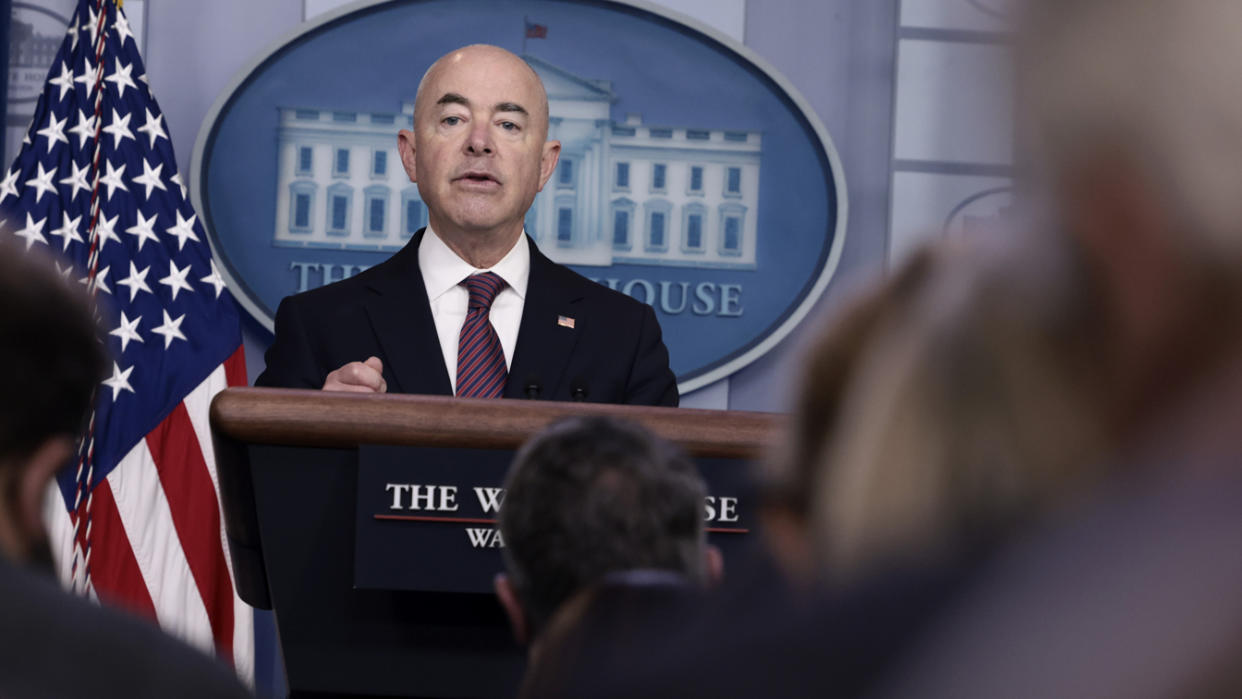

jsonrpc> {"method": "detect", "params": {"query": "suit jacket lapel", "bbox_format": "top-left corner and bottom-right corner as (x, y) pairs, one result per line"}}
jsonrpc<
(506, 237), (584, 399)
(362, 229), (453, 395)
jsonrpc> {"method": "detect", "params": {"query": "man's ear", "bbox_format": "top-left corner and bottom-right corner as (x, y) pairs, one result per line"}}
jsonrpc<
(494, 573), (531, 646)
(0, 437), (71, 562)
(536, 140), (562, 192)
(20, 439), (70, 539)
(397, 129), (418, 183)
(704, 544), (724, 587)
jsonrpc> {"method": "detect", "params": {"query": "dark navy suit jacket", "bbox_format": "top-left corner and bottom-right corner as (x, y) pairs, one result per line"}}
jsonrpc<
(255, 229), (679, 406)
(0, 558), (252, 698)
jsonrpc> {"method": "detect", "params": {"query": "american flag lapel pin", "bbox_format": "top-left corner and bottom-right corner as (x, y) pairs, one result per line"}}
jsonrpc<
(557, 315), (576, 329)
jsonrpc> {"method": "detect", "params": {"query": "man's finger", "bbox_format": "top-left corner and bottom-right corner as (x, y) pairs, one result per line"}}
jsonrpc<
(322, 380), (381, 394)
(322, 360), (386, 393)
(343, 362), (384, 389)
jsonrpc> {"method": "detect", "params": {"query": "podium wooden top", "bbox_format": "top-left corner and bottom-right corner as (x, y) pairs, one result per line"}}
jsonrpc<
(210, 387), (784, 460)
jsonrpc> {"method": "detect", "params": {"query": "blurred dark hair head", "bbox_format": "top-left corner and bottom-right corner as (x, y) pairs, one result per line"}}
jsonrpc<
(0, 237), (106, 467)
(498, 416), (707, 636)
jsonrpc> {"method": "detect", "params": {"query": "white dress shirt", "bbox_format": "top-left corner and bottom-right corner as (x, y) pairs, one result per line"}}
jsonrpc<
(418, 226), (529, 394)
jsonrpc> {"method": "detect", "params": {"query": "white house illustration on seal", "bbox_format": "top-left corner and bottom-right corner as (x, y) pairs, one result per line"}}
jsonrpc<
(272, 56), (761, 269)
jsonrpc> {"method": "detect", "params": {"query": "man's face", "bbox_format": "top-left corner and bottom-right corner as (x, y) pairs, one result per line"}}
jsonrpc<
(399, 46), (560, 242)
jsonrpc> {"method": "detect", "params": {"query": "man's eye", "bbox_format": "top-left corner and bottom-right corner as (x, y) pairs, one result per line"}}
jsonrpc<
(500, 121), (519, 131)
(443, 116), (462, 126)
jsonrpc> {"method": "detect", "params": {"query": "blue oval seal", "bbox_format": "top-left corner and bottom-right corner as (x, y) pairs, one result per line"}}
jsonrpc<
(192, 0), (846, 393)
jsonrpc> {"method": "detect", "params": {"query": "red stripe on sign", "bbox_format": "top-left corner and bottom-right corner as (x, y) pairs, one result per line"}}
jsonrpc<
(145, 403), (235, 660)
(88, 481), (158, 620)
(223, 344), (247, 388)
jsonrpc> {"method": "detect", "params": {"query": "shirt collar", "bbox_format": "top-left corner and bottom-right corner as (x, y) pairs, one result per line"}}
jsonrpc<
(418, 226), (530, 301)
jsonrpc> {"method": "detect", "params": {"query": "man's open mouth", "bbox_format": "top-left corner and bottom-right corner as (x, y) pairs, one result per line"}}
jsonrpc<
(456, 172), (499, 184)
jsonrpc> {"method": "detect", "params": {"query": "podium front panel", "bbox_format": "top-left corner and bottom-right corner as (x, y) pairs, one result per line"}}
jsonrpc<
(355, 445), (757, 595)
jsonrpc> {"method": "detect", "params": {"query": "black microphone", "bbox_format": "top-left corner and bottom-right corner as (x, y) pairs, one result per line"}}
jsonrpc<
(570, 378), (589, 402)
(523, 375), (543, 400)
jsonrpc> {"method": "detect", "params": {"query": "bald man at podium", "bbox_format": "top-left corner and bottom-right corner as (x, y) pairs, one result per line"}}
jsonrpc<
(257, 44), (678, 407)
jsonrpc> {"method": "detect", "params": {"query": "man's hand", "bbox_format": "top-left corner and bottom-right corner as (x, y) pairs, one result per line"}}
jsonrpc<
(322, 356), (388, 393)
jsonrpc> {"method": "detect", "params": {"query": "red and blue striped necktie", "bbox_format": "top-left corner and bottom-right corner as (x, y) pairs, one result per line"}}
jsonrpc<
(456, 272), (508, 398)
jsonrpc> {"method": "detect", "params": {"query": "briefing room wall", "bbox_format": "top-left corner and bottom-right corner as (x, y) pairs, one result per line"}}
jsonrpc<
(732, 0), (1016, 413)
(728, 0), (899, 412)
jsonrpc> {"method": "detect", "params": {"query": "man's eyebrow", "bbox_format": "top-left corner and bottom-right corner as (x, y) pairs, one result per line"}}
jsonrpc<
(433, 95), (527, 117)
(495, 102), (529, 116)
(435, 93), (469, 108)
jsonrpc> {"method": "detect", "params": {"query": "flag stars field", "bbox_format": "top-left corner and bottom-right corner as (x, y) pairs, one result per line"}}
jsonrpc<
(114, 11), (135, 46)
(0, 169), (20, 203)
(166, 211), (199, 250)
(94, 212), (121, 250)
(73, 56), (96, 94)
(36, 113), (69, 153)
(102, 361), (135, 400)
(152, 310), (188, 349)
(106, 58), (137, 97)
(81, 265), (112, 296)
(200, 260), (227, 299)
(59, 160), (92, 200)
(132, 159), (168, 199)
(81, 4), (100, 45)
(102, 108), (134, 147)
(49, 211), (84, 252)
(69, 110), (95, 148)
(13, 213), (47, 250)
(170, 171), (188, 199)
(110, 311), (145, 352)
(117, 261), (153, 301)
(48, 62), (75, 101)
(160, 260), (194, 301)
(125, 210), (160, 251)
(137, 108), (167, 148)
(99, 160), (128, 200)
(24, 163), (57, 204)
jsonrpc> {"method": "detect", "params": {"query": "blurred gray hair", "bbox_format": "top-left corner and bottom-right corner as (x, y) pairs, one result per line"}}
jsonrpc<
(1016, 0), (1242, 261)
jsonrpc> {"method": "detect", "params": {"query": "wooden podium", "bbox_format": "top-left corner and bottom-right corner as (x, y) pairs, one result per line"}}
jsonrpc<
(210, 388), (780, 698)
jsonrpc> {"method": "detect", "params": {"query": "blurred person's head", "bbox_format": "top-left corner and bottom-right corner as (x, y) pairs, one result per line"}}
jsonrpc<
(0, 238), (106, 566)
(1016, 0), (1242, 427)
(809, 240), (1108, 585)
(496, 416), (720, 646)
(760, 247), (943, 584)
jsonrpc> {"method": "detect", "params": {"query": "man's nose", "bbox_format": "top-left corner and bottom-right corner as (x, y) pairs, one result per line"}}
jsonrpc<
(464, 121), (494, 155)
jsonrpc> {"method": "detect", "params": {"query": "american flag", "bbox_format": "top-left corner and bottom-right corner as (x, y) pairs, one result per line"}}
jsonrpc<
(524, 20), (548, 39)
(0, 0), (253, 680)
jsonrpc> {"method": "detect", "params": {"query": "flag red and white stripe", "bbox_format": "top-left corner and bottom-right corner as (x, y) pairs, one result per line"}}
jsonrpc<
(45, 350), (254, 677)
